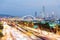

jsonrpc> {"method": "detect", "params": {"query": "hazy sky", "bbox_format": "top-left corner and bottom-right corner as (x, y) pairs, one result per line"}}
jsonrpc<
(0, 0), (60, 17)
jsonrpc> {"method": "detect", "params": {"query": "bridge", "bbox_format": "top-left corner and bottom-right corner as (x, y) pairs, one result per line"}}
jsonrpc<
(6, 15), (44, 21)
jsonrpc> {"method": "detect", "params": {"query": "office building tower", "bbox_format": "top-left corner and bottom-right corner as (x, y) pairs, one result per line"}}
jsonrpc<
(35, 11), (37, 18)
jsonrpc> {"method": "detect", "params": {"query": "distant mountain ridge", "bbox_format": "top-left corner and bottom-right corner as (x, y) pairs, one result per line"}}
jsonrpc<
(0, 14), (15, 17)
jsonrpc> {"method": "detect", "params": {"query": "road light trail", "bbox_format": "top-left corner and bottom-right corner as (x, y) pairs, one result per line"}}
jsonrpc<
(2, 22), (43, 40)
(1, 21), (60, 40)
(17, 24), (60, 40)
(24, 26), (60, 40)
(14, 24), (51, 40)
(15, 26), (43, 40)
(2, 22), (33, 40)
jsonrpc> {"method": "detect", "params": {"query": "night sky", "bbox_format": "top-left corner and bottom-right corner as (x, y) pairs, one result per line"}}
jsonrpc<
(0, 0), (60, 17)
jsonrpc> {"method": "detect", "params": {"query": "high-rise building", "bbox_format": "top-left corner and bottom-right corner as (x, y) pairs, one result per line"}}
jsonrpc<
(52, 11), (55, 17)
(35, 11), (37, 18)
(42, 6), (45, 18)
(42, 6), (45, 13)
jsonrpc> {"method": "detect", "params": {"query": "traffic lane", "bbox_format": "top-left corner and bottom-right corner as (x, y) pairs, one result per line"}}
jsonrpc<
(31, 32), (51, 40)
(14, 26), (51, 40)
(38, 36), (52, 40)
(13, 27), (43, 40)
(14, 25), (51, 40)
(2, 22), (43, 40)
(18, 26), (51, 40)
(11, 25), (48, 40)
(10, 27), (33, 40)
(2, 22), (32, 40)
(21, 26), (60, 40)
(1, 21), (57, 40)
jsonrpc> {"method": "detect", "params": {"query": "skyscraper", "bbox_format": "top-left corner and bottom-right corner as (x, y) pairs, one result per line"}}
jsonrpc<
(35, 11), (37, 18)
(42, 6), (45, 18)
(42, 6), (45, 13)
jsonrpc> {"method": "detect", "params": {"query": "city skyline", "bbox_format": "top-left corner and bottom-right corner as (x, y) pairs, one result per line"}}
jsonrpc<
(0, 0), (60, 18)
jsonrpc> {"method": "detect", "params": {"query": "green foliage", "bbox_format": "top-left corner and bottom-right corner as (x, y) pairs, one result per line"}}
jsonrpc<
(58, 25), (60, 28)
(0, 22), (3, 29)
(0, 32), (3, 37)
(42, 22), (50, 29)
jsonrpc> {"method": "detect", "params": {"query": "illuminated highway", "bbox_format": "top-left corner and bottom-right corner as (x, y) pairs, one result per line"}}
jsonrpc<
(1, 22), (42, 40)
(1, 21), (60, 40)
